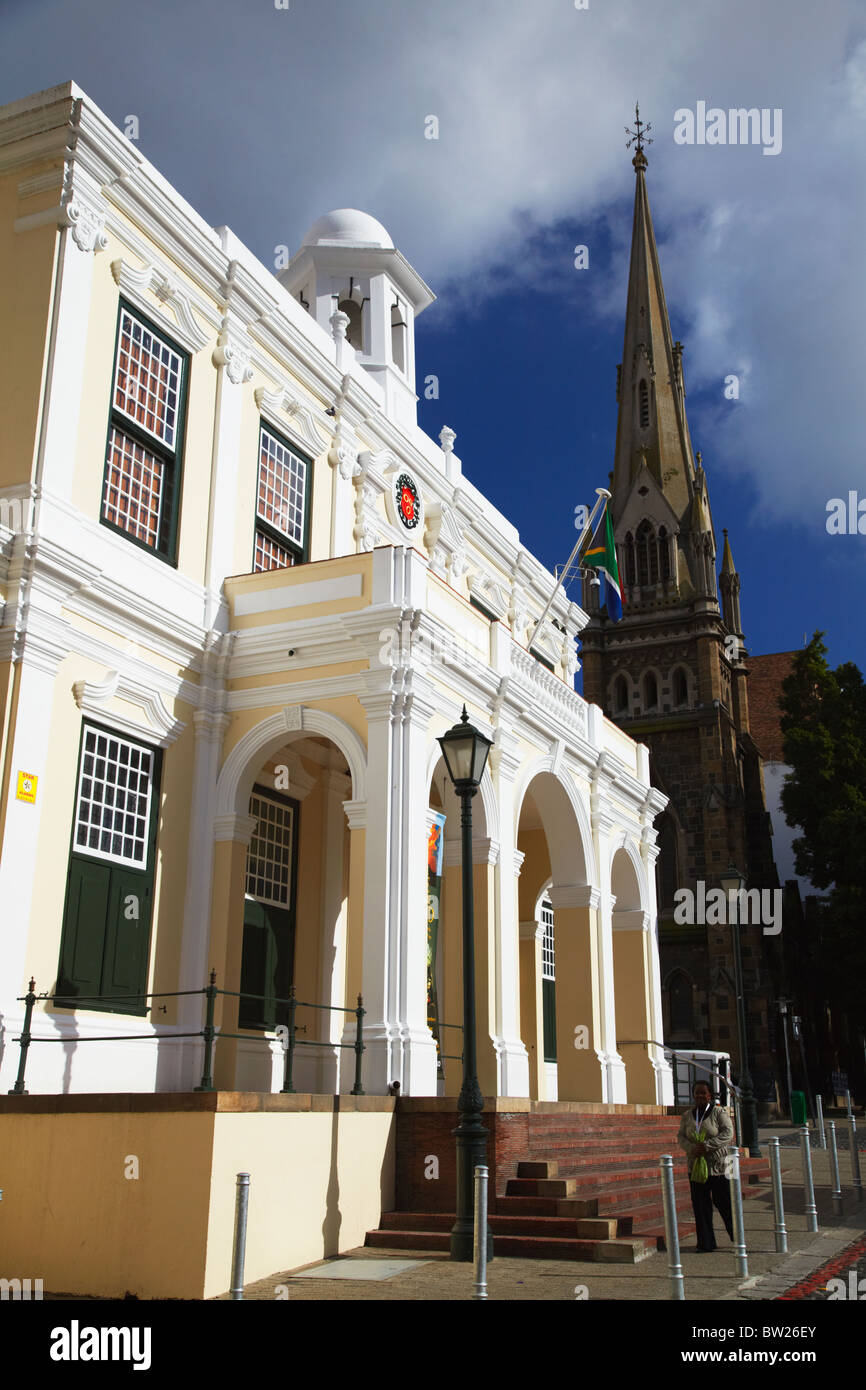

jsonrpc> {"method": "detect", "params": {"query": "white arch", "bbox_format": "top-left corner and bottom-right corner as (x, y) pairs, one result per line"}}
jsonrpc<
(608, 832), (649, 913)
(215, 705), (367, 818)
(513, 753), (598, 889)
(534, 876), (554, 921)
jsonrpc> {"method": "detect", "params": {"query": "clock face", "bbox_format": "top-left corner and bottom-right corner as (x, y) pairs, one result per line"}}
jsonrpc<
(395, 473), (420, 529)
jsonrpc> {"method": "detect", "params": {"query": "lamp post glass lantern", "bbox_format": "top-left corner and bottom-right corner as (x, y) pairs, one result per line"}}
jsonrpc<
(720, 863), (761, 1156)
(438, 706), (494, 1262)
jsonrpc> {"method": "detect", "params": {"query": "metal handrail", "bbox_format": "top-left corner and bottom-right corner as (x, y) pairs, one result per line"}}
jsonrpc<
(8, 973), (366, 1098)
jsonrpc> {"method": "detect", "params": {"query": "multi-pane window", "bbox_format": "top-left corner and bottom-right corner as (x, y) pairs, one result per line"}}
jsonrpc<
(58, 723), (161, 1015)
(253, 425), (310, 571)
(541, 898), (556, 982)
(246, 792), (294, 907)
(101, 304), (188, 560)
(73, 727), (155, 867)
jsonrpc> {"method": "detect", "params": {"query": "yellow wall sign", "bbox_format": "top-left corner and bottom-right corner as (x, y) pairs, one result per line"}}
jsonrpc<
(16, 771), (37, 803)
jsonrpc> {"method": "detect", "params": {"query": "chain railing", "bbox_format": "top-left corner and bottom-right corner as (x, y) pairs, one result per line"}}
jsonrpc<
(7, 973), (366, 1097)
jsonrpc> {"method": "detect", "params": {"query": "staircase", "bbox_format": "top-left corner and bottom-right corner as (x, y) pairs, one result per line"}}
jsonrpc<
(366, 1111), (771, 1262)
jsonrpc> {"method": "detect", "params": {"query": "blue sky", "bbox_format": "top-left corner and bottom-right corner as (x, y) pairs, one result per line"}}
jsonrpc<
(3, 0), (864, 677)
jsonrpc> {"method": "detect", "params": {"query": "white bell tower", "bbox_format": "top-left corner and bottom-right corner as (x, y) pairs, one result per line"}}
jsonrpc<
(280, 208), (434, 433)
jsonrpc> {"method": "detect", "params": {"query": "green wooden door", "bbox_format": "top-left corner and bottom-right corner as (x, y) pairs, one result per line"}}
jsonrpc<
(239, 787), (299, 1031)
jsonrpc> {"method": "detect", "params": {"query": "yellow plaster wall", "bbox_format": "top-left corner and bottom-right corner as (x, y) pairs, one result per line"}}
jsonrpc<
(0, 1111), (215, 1298)
(204, 1108), (395, 1298)
(0, 173), (57, 489)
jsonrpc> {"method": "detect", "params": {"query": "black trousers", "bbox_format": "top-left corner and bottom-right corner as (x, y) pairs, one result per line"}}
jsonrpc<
(689, 1175), (734, 1250)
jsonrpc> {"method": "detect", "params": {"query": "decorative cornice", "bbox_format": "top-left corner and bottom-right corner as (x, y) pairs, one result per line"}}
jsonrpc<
(63, 193), (108, 254)
(110, 258), (209, 351)
(612, 909), (651, 932)
(72, 669), (187, 747)
(213, 327), (254, 385)
(213, 812), (258, 845)
(342, 798), (367, 830)
(547, 883), (600, 910)
(513, 848), (526, 878)
(519, 919), (546, 943)
(254, 385), (332, 457)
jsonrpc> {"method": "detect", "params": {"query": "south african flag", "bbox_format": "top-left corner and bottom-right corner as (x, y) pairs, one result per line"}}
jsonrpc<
(584, 504), (623, 621)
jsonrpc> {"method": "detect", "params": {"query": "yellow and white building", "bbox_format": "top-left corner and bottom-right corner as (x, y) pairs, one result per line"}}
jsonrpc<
(0, 81), (672, 1107)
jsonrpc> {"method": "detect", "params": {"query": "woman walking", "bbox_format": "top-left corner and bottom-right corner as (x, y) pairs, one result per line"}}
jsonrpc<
(678, 1078), (735, 1252)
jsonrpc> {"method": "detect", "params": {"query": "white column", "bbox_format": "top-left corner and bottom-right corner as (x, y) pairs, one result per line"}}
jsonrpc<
(357, 687), (399, 1091)
(176, 705), (230, 1086)
(0, 624), (68, 1093)
(29, 176), (108, 501)
(395, 680), (440, 1096)
(318, 768), (351, 1092)
(641, 816), (674, 1103)
(490, 733), (530, 1096)
(205, 319), (251, 626)
(591, 771), (629, 1102)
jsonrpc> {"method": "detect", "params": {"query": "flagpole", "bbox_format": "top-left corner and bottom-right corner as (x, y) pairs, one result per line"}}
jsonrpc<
(528, 487), (610, 650)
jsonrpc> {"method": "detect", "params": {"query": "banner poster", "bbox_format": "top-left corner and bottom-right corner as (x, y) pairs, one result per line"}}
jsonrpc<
(427, 811), (447, 1077)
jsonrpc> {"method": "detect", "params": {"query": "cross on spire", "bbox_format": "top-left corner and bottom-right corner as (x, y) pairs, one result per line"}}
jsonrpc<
(625, 102), (652, 170)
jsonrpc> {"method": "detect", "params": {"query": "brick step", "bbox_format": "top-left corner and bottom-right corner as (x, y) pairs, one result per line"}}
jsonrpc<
(527, 1133), (683, 1150)
(377, 1209), (632, 1239)
(365, 1225), (654, 1264)
(506, 1168), (717, 1197)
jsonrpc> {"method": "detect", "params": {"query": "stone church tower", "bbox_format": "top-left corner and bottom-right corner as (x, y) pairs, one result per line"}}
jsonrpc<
(580, 121), (780, 1104)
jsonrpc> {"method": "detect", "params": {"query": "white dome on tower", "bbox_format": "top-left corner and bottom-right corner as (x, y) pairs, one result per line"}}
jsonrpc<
(301, 208), (394, 250)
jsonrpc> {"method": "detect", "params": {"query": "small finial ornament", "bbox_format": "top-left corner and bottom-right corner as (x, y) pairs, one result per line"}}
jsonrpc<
(625, 102), (653, 170)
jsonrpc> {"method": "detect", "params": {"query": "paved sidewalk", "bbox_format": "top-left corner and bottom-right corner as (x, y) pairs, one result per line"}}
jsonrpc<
(219, 1123), (866, 1302)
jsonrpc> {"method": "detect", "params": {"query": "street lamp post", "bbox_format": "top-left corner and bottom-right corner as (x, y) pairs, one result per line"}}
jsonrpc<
(777, 997), (794, 1121)
(438, 706), (494, 1263)
(720, 864), (761, 1157)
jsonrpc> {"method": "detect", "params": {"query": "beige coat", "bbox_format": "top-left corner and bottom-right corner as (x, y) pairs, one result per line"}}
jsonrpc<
(677, 1103), (733, 1178)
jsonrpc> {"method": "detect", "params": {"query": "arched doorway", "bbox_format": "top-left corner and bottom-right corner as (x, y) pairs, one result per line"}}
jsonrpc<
(514, 767), (600, 1101)
(210, 706), (367, 1091)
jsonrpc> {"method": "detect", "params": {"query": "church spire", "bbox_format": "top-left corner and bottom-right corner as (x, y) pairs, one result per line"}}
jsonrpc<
(719, 528), (743, 635)
(612, 108), (699, 528)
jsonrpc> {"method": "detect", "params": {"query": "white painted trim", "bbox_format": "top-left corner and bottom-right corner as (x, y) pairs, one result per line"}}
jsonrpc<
(233, 572), (362, 616)
(72, 669), (186, 747)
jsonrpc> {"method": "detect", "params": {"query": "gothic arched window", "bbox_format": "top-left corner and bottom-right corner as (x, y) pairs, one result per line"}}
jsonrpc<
(643, 671), (658, 709)
(639, 378), (650, 429)
(614, 674), (629, 713)
(624, 532), (636, 587)
(637, 520), (658, 585)
(658, 526), (671, 582)
(673, 667), (689, 707)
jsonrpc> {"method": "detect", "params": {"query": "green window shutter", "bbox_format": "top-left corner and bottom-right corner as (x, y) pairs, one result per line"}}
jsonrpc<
(101, 867), (154, 1006)
(542, 978), (558, 1063)
(57, 725), (161, 1016)
(57, 858), (111, 1002)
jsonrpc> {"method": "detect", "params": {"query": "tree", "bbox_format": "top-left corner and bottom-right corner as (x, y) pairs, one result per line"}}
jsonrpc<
(780, 632), (866, 1023)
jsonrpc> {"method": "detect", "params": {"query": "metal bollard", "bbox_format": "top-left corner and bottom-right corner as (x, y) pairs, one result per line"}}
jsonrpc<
(733, 1091), (742, 1148)
(800, 1126), (818, 1232)
(659, 1155), (684, 1300)
(231, 1172), (251, 1300)
(849, 1116), (863, 1201)
(729, 1147), (749, 1278)
(845, 1089), (853, 1119)
(815, 1095), (827, 1149)
(828, 1122), (843, 1217)
(472, 1165), (489, 1300)
(768, 1137), (788, 1254)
